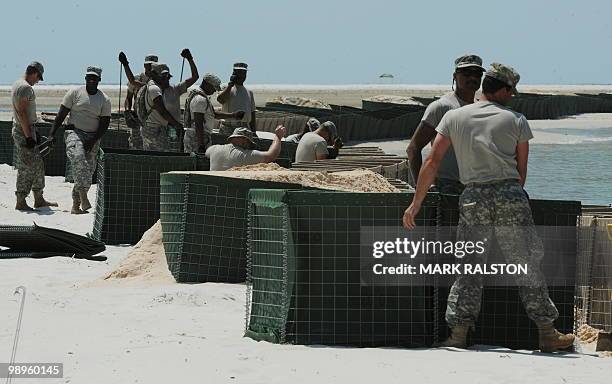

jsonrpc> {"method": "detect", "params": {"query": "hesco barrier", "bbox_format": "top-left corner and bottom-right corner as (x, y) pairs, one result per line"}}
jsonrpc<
(436, 194), (581, 350)
(245, 189), (439, 347)
(64, 128), (130, 183)
(92, 149), (209, 245)
(159, 173), (305, 283)
(259, 105), (424, 141)
(509, 94), (612, 119)
(0, 120), (14, 165)
(246, 189), (581, 349)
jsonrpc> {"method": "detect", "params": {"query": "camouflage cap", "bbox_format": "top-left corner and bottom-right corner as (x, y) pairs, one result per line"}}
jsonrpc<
(86, 66), (102, 78)
(485, 62), (520, 94)
(306, 118), (321, 131)
(144, 55), (158, 64)
(151, 63), (171, 77)
(228, 127), (256, 148)
(203, 73), (222, 91)
(454, 54), (485, 71)
(233, 62), (248, 71)
(28, 61), (44, 81)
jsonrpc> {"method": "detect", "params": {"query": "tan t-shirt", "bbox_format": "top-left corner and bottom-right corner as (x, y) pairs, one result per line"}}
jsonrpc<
(295, 132), (328, 162)
(11, 78), (37, 129)
(190, 94), (215, 134)
(146, 80), (189, 126)
(421, 92), (470, 181)
(62, 86), (112, 132)
(205, 143), (266, 171)
(436, 101), (534, 184)
(220, 85), (256, 124)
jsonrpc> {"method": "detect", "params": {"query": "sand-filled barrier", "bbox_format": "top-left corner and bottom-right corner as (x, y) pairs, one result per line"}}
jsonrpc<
(205, 163), (400, 192)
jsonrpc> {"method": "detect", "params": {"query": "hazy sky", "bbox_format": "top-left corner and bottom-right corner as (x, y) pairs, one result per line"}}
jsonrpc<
(2, 0), (611, 84)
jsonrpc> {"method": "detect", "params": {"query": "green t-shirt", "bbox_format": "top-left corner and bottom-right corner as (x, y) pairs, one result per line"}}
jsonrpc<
(435, 101), (533, 184)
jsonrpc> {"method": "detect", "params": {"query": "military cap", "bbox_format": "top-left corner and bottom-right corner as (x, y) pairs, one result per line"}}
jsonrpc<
(86, 66), (103, 78)
(485, 62), (520, 94)
(454, 54), (485, 71)
(28, 61), (45, 80)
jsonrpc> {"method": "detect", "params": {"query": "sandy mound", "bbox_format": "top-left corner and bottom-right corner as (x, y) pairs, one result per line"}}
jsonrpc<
(363, 95), (425, 106)
(103, 221), (174, 284)
(268, 96), (331, 109)
(218, 163), (400, 192)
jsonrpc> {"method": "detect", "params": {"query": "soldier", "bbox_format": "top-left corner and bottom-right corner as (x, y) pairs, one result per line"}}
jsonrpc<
(119, 49), (198, 151)
(182, 73), (245, 153)
(11, 61), (57, 211)
(123, 54), (158, 149)
(285, 118), (321, 144)
(402, 63), (575, 353)
(295, 121), (342, 162)
(217, 62), (256, 134)
(407, 54), (484, 194)
(205, 126), (285, 171)
(49, 66), (111, 214)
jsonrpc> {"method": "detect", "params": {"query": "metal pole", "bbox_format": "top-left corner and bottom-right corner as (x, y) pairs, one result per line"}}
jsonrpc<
(118, 63), (123, 129)
(6, 286), (26, 384)
(180, 57), (186, 82)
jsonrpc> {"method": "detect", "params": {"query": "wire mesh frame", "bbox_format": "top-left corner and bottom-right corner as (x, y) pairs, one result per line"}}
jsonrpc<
(92, 149), (197, 245)
(575, 215), (612, 332)
(245, 201), (292, 343)
(160, 174), (305, 283)
(246, 190), (438, 348)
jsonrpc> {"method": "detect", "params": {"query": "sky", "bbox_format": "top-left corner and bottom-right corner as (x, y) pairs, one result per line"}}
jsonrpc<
(1, 0), (611, 85)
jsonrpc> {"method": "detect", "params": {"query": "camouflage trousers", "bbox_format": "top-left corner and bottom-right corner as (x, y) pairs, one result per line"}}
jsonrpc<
(445, 179), (559, 327)
(129, 125), (143, 150)
(436, 178), (465, 195)
(183, 128), (211, 153)
(65, 131), (100, 198)
(12, 125), (45, 199)
(141, 122), (171, 151)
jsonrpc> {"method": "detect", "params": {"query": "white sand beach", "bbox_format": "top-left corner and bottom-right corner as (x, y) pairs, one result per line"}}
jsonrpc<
(0, 163), (610, 384)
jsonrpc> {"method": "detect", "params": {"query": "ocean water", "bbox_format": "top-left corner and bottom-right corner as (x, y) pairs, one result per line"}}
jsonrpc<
(526, 131), (611, 205)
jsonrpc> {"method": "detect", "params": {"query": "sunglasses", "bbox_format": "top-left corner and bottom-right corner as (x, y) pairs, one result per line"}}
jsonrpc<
(457, 68), (484, 78)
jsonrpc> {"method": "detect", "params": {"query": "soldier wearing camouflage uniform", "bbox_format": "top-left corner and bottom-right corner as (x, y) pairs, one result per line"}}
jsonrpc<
(183, 73), (245, 153)
(49, 66), (111, 214)
(118, 49), (199, 152)
(123, 54), (158, 149)
(11, 61), (58, 211)
(403, 63), (575, 353)
(407, 54), (485, 195)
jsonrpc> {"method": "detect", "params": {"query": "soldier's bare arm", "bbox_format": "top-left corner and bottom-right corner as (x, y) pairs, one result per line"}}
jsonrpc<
(125, 89), (134, 111)
(262, 125), (286, 162)
(16, 97), (33, 138)
(118, 52), (144, 89)
(193, 112), (206, 147)
(403, 133), (451, 229)
(407, 120), (437, 185)
(152, 96), (182, 128)
(49, 105), (71, 139)
(217, 81), (234, 104)
(181, 51), (199, 89)
(516, 141), (529, 187)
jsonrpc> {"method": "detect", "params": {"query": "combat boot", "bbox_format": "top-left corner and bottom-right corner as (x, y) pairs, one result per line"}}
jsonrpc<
(33, 190), (58, 208)
(537, 322), (575, 352)
(78, 189), (92, 211)
(71, 195), (86, 215)
(15, 196), (34, 211)
(433, 325), (469, 348)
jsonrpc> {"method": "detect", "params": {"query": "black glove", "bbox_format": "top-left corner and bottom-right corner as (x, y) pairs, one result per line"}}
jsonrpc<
(118, 51), (129, 65)
(25, 137), (36, 148)
(197, 144), (207, 153)
(233, 110), (245, 120)
(180, 48), (193, 60)
(334, 137), (344, 149)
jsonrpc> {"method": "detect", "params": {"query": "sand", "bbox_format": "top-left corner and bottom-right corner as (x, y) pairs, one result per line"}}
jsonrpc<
(102, 220), (174, 285)
(1, 153), (611, 383)
(187, 163), (400, 192)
